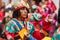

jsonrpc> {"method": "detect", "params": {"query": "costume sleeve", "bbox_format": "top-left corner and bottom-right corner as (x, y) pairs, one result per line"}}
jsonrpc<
(5, 20), (18, 33)
(30, 14), (35, 20)
(51, 29), (59, 40)
(27, 22), (34, 34)
(33, 13), (42, 21)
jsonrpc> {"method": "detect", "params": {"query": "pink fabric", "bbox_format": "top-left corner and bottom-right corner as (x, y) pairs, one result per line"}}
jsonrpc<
(39, 19), (44, 26)
(46, 0), (56, 11)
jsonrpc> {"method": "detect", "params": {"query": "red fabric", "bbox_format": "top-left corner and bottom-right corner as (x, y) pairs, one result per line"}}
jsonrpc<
(0, 11), (4, 20)
(42, 20), (51, 31)
(41, 12), (46, 19)
(0, 38), (4, 40)
(36, 6), (46, 19)
(32, 31), (43, 40)
(51, 1), (56, 11)
(5, 31), (14, 40)
(15, 6), (26, 10)
(30, 20), (38, 27)
(36, 6), (42, 14)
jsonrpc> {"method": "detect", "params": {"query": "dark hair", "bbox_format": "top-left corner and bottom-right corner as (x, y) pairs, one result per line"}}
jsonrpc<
(4, 8), (14, 16)
(58, 8), (60, 23)
(9, 0), (12, 3)
(34, 0), (42, 5)
(31, 9), (36, 13)
(13, 7), (29, 18)
(45, 0), (48, 1)
(0, 6), (5, 10)
(7, 8), (15, 11)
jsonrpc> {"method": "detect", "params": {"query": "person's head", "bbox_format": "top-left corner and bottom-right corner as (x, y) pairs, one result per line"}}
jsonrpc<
(8, 0), (11, 4)
(48, 14), (53, 22)
(34, 0), (41, 5)
(13, 6), (29, 19)
(39, 2), (43, 7)
(8, 8), (14, 18)
(32, 8), (39, 13)
(2, 2), (5, 8)
(36, 24), (41, 30)
(41, 0), (48, 4)
(0, 6), (5, 12)
(42, 0), (45, 3)
(23, 0), (28, 2)
(4, 8), (14, 18)
(31, 0), (36, 5)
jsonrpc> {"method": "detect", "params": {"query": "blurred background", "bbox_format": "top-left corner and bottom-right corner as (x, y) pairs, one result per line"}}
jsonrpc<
(0, 0), (59, 14)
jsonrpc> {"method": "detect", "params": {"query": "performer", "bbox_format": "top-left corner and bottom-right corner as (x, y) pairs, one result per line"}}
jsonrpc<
(5, 6), (35, 40)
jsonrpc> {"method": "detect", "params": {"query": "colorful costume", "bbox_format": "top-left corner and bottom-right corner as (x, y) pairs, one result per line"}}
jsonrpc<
(42, 36), (51, 40)
(27, 22), (34, 34)
(5, 19), (18, 40)
(52, 28), (60, 40)
(5, 18), (34, 39)
(46, 0), (56, 11)
(32, 29), (43, 40)
(30, 12), (42, 28)
(42, 20), (51, 32)
(30, 12), (42, 21)
(37, 6), (46, 19)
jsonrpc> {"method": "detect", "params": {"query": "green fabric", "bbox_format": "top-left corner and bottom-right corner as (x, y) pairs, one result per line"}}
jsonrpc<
(33, 13), (42, 20)
(30, 13), (42, 21)
(30, 15), (35, 20)
(51, 29), (60, 40)
(5, 19), (34, 34)
(27, 22), (34, 34)
(56, 34), (60, 40)
(52, 36), (56, 40)
(5, 19), (18, 33)
(29, 24), (34, 34)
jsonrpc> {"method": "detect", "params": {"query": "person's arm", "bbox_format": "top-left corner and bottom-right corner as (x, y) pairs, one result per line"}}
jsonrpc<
(5, 21), (18, 33)
(34, 13), (42, 20)
(27, 22), (34, 34)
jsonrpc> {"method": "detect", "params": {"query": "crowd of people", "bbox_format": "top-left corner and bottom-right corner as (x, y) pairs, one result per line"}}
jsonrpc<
(0, 0), (59, 40)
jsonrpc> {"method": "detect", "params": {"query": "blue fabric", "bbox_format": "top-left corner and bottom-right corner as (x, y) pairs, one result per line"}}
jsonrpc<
(27, 35), (36, 40)
(13, 19), (22, 30)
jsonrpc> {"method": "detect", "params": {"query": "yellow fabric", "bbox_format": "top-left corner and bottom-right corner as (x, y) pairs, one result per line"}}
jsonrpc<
(42, 37), (51, 40)
(18, 28), (28, 39)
